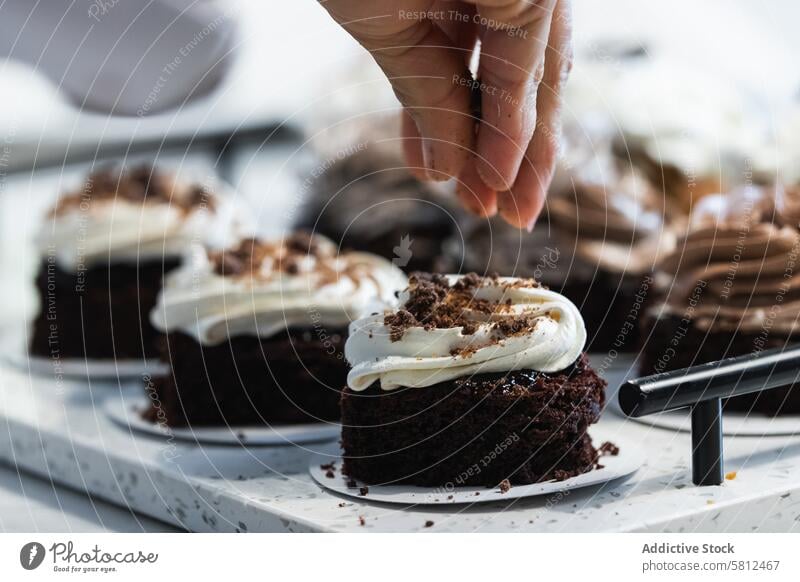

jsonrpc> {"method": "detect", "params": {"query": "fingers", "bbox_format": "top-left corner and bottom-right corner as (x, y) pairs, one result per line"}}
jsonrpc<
(498, 0), (572, 230)
(375, 24), (473, 181)
(432, 0), (479, 69)
(473, 0), (556, 192)
(321, 0), (571, 230)
(401, 109), (428, 182)
(322, 1), (475, 181)
(457, 156), (498, 217)
(496, 178), (546, 230)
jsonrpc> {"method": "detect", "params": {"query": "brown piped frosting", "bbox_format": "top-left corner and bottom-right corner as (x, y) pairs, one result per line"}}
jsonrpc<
(650, 186), (800, 334)
(549, 162), (678, 276)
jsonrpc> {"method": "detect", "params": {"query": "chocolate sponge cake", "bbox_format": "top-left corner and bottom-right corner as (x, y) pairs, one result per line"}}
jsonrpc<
(30, 165), (245, 361)
(147, 328), (348, 426)
(31, 259), (178, 361)
(341, 273), (606, 487)
(149, 232), (407, 426)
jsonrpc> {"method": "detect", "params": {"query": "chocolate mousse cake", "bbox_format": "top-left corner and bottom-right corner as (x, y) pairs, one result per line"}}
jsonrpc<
(341, 273), (606, 487)
(640, 186), (800, 415)
(298, 115), (461, 273)
(30, 166), (245, 361)
(149, 231), (407, 426)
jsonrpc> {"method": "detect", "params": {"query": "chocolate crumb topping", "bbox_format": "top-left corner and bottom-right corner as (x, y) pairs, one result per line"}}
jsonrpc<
(50, 166), (214, 216)
(208, 231), (378, 290)
(597, 441), (620, 456)
(387, 310), (419, 342)
(384, 271), (545, 343)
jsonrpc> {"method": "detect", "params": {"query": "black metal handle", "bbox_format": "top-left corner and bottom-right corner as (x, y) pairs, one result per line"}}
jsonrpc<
(618, 345), (800, 486)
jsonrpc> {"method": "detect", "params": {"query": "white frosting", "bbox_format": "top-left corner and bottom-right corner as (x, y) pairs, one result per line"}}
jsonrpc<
(35, 177), (249, 271)
(346, 277), (586, 391)
(150, 237), (408, 345)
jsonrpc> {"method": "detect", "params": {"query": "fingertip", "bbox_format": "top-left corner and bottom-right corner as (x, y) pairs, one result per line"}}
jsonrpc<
(401, 111), (429, 181)
(475, 126), (524, 192)
(475, 155), (511, 192)
(422, 136), (470, 182)
(457, 163), (498, 217)
(496, 186), (545, 231)
(497, 192), (523, 229)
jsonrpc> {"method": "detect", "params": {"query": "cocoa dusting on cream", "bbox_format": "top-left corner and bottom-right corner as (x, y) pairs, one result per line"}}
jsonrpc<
(51, 166), (216, 217)
(210, 231), (382, 295)
(384, 272), (545, 344)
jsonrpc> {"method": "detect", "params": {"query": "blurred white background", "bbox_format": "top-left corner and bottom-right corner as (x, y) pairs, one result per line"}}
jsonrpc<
(1, 0), (800, 165)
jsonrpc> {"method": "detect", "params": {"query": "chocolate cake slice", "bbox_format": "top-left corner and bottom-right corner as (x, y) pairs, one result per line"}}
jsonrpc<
(31, 258), (178, 361)
(148, 232), (407, 426)
(148, 328), (347, 426)
(29, 165), (243, 361)
(341, 272), (607, 487)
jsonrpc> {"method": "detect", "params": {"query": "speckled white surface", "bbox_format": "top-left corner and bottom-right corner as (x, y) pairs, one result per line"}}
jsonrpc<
(1, 360), (800, 533)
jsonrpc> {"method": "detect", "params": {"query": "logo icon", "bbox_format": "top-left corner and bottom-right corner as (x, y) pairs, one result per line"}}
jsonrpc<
(20, 542), (46, 570)
(392, 234), (413, 268)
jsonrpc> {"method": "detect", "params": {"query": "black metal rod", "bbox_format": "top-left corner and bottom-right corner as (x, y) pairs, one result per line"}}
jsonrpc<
(619, 344), (800, 417)
(691, 399), (723, 486)
(618, 344), (800, 487)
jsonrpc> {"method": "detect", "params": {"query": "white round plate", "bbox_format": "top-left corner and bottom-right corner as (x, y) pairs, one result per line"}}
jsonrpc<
(0, 330), (167, 380)
(309, 426), (642, 505)
(104, 391), (340, 446)
(25, 354), (167, 380)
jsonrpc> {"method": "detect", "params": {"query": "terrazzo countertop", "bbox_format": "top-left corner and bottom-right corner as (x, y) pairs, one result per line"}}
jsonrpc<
(1, 358), (799, 533)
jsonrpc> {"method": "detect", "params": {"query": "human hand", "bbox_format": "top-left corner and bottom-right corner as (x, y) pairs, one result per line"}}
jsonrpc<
(321, 0), (572, 230)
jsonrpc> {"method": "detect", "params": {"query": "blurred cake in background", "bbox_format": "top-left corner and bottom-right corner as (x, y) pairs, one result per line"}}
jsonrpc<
(640, 185), (800, 415)
(296, 114), (463, 273)
(149, 231), (406, 426)
(30, 165), (247, 361)
(449, 153), (677, 353)
(564, 51), (770, 213)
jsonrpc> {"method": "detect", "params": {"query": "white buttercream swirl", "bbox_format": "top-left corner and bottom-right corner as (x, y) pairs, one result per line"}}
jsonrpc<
(35, 174), (248, 271)
(150, 235), (408, 345)
(346, 276), (586, 391)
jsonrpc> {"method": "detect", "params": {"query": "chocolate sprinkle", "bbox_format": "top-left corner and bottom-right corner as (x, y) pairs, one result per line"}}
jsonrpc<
(384, 272), (544, 344)
(51, 165), (214, 216)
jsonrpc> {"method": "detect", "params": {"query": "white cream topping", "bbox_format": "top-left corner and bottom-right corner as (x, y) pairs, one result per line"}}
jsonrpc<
(150, 236), (408, 345)
(35, 178), (248, 271)
(346, 276), (586, 391)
